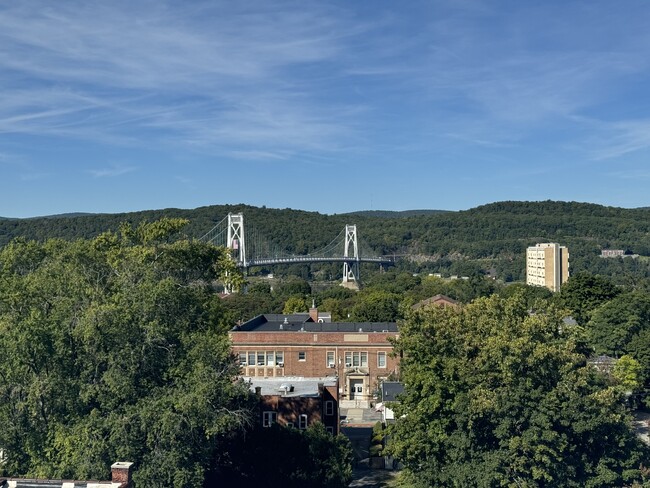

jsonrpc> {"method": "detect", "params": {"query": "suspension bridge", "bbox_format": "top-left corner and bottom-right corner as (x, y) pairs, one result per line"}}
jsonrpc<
(199, 213), (393, 286)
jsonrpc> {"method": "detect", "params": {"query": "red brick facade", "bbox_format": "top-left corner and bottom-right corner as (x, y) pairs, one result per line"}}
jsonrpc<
(231, 324), (399, 408)
(255, 380), (340, 434)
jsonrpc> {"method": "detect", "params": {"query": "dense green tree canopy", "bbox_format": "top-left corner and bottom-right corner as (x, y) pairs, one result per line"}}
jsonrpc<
(350, 290), (401, 322)
(588, 292), (650, 394)
(388, 294), (649, 487)
(0, 221), (253, 486)
(559, 272), (620, 325)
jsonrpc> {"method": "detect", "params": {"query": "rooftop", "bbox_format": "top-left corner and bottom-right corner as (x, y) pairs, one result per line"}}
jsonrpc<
(0, 481), (120, 488)
(245, 376), (337, 397)
(233, 313), (398, 333)
(381, 382), (405, 402)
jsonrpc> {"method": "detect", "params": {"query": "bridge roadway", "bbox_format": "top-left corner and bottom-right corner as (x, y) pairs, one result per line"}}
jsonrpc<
(236, 256), (393, 267)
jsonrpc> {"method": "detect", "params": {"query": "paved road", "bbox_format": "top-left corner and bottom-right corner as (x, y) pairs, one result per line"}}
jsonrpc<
(633, 411), (650, 445)
(349, 468), (399, 487)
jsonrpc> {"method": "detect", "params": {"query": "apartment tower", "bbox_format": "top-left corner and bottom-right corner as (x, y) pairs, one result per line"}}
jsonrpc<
(526, 243), (569, 292)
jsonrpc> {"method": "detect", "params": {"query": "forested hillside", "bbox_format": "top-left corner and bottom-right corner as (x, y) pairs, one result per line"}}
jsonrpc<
(2, 200), (650, 283)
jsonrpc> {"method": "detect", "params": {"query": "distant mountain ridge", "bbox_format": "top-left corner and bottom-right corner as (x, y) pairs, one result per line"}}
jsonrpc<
(2, 200), (650, 283)
(340, 209), (450, 218)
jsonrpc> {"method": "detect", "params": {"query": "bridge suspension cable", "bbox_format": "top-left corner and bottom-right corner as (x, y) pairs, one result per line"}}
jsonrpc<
(198, 213), (392, 285)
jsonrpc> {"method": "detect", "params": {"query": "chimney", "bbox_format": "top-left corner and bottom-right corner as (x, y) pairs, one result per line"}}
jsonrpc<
(111, 462), (134, 487)
(309, 299), (318, 322)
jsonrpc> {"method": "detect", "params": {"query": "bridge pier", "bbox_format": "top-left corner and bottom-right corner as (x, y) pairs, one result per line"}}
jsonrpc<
(224, 213), (246, 294)
(342, 225), (360, 288)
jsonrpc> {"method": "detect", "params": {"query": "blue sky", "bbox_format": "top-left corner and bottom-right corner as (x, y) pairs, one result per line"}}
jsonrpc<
(2, 0), (650, 218)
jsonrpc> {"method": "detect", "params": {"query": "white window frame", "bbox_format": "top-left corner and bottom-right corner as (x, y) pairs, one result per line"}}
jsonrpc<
(275, 351), (284, 366)
(325, 400), (334, 416)
(298, 351), (306, 361)
(263, 411), (277, 427)
(326, 351), (335, 367)
(346, 351), (368, 367)
(238, 352), (247, 366)
(266, 351), (275, 366)
(326, 426), (334, 434)
(377, 351), (387, 368)
(299, 414), (308, 429)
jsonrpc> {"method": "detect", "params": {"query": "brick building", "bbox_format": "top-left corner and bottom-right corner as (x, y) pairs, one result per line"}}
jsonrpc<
(412, 294), (459, 310)
(247, 377), (340, 434)
(230, 309), (399, 408)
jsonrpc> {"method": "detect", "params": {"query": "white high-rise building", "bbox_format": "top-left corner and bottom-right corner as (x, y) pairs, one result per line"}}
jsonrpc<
(526, 243), (569, 292)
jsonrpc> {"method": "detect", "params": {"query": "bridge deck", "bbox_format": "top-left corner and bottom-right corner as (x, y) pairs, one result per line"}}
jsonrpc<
(237, 256), (393, 267)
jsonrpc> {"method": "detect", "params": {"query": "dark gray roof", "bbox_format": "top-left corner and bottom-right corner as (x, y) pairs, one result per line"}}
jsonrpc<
(381, 381), (404, 402)
(234, 314), (398, 333)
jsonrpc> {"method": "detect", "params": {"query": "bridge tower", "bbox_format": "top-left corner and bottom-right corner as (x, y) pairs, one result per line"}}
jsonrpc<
(342, 224), (360, 288)
(227, 213), (246, 266)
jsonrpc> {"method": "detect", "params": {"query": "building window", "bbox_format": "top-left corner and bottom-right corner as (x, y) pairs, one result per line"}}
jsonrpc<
(238, 352), (247, 366)
(276, 351), (284, 366)
(345, 351), (368, 367)
(263, 411), (277, 427)
(326, 426), (334, 434)
(248, 352), (255, 366)
(298, 351), (306, 361)
(266, 351), (275, 366)
(325, 401), (334, 416)
(257, 351), (265, 366)
(326, 351), (335, 367)
(377, 351), (387, 368)
(299, 414), (308, 429)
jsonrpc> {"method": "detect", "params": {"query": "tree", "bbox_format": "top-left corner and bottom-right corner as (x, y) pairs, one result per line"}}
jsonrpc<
(588, 292), (650, 358)
(215, 423), (353, 487)
(350, 290), (401, 322)
(283, 295), (308, 314)
(588, 292), (650, 398)
(498, 282), (553, 308)
(0, 222), (254, 487)
(559, 272), (620, 325)
(387, 294), (649, 487)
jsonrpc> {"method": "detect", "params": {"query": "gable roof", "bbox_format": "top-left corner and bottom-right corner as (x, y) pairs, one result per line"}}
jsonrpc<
(412, 294), (459, 310)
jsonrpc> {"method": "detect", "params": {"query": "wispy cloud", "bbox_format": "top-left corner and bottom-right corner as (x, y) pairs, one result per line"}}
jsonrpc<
(591, 120), (650, 160)
(609, 170), (650, 180)
(0, 1), (371, 156)
(88, 164), (137, 178)
(2, 0), (650, 180)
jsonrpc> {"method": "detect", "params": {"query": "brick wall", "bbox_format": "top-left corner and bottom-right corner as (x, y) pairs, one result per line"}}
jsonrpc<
(231, 330), (399, 405)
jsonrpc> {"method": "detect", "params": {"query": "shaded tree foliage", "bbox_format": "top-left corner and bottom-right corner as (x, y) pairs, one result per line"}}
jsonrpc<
(214, 423), (353, 488)
(0, 221), (253, 487)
